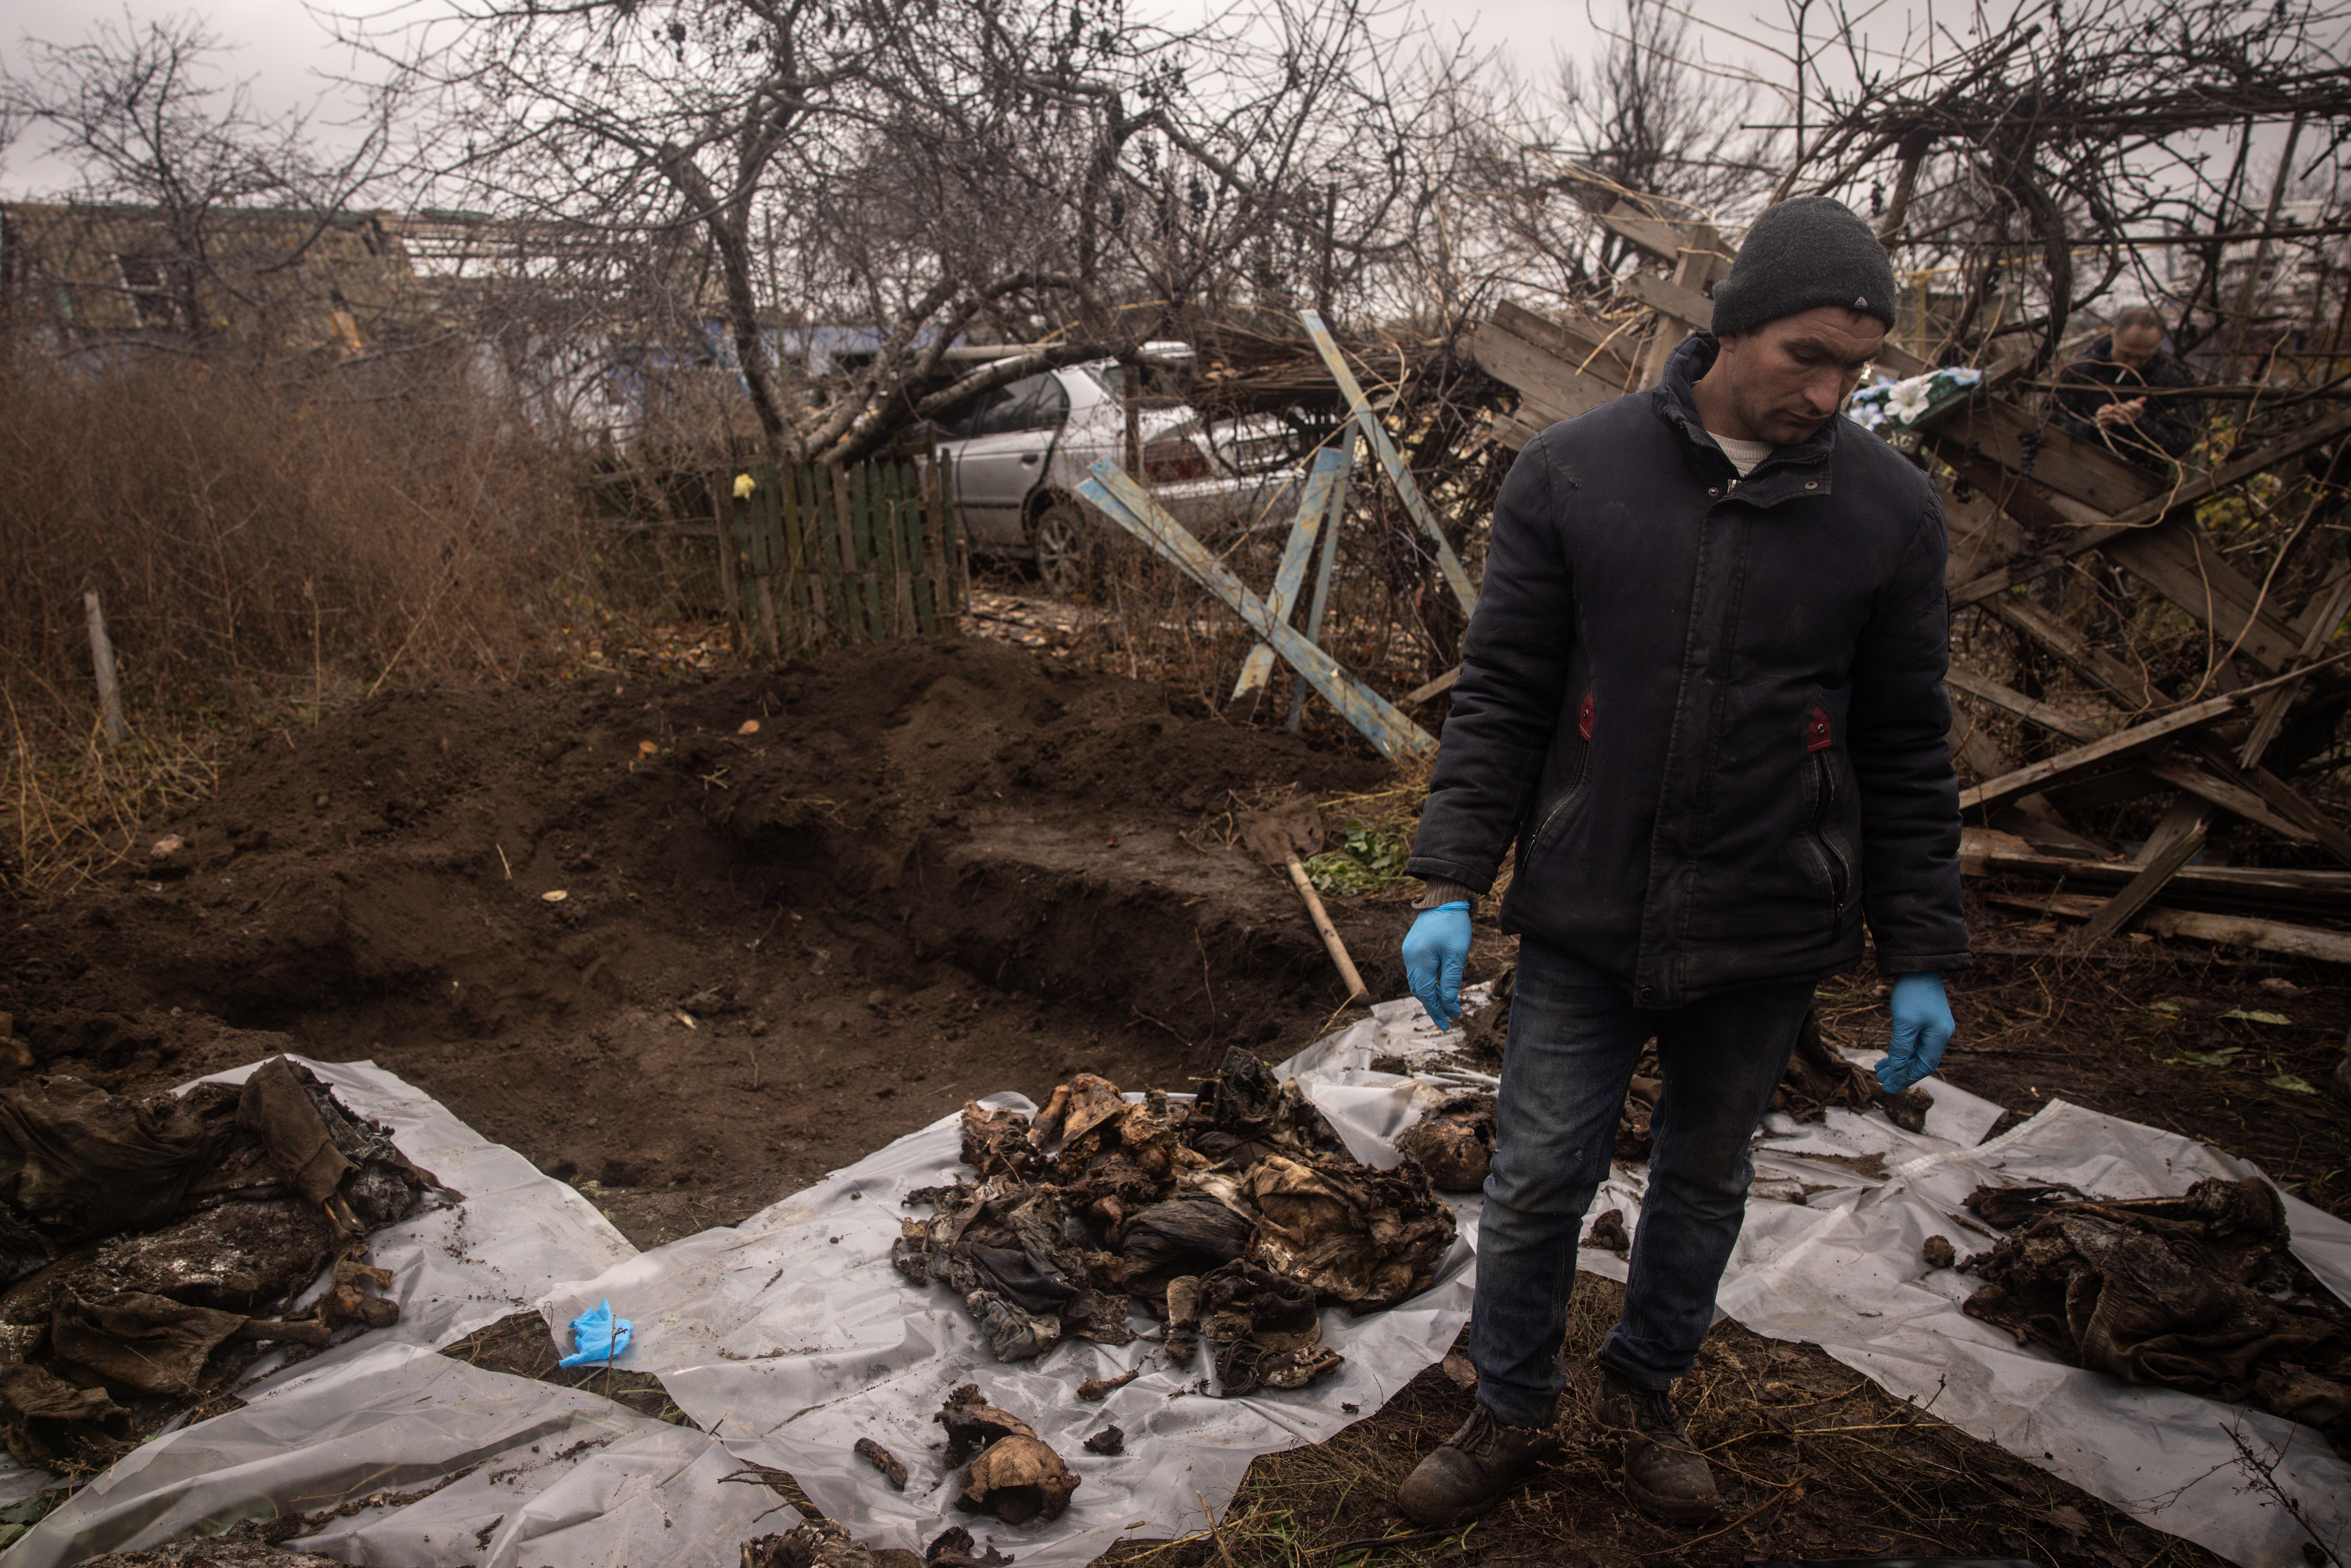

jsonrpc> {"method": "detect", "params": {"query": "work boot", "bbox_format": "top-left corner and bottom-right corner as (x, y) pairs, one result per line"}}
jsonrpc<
(1395, 1404), (1560, 1526)
(1591, 1367), (1720, 1524)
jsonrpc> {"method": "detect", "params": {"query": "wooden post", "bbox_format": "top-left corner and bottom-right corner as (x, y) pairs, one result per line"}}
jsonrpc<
(83, 591), (127, 745)
(1231, 447), (1351, 716)
(798, 466), (828, 647)
(1288, 437), (1354, 732)
(1298, 309), (1477, 618)
(709, 475), (743, 645)
(1122, 359), (1144, 477)
(830, 464), (858, 644)
(894, 464), (919, 637)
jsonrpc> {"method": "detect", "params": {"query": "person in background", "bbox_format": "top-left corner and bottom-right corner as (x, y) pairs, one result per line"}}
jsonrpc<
(2052, 305), (2203, 470)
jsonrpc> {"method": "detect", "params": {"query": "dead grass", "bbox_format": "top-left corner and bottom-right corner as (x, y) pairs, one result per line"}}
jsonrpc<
(0, 348), (596, 706)
(0, 339), (676, 897)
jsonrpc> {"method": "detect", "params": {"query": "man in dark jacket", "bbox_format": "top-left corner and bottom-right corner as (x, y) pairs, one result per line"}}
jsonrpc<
(2051, 306), (2202, 471)
(1393, 197), (1968, 1527)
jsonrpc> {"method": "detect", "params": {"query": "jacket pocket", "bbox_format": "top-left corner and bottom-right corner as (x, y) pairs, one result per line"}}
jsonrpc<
(1528, 692), (1596, 855)
(1799, 708), (1854, 929)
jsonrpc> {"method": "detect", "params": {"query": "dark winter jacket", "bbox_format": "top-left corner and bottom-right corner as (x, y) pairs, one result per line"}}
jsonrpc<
(2052, 336), (2203, 470)
(1407, 334), (1970, 1007)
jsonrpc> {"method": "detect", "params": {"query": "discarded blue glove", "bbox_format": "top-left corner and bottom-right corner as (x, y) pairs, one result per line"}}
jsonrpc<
(1876, 973), (1955, 1094)
(558, 1298), (633, 1367)
(1403, 901), (1472, 1031)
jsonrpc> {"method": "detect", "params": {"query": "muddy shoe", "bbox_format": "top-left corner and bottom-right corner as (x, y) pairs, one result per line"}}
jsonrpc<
(1591, 1368), (1719, 1524)
(1395, 1404), (1559, 1526)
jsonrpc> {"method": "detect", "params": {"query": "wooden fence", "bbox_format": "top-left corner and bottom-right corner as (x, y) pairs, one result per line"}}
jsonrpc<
(712, 459), (962, 656)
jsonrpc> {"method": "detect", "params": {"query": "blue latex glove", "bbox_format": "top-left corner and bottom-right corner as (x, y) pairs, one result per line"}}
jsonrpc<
(1403, 902), (1472, 1031)
(558, 1298), (633, 1367)
(1876, 973), (1955, 1093)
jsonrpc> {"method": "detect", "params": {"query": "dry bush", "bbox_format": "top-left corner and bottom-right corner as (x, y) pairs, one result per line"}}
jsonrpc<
(0, 348), (595, 705)
(0, 342), (611, 893)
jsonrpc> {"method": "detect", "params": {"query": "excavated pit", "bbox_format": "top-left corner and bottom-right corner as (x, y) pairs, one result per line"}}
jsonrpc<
(2, 638), (1395, 1246)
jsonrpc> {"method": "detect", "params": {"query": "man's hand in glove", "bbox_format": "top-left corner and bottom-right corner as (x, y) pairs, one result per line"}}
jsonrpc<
(1402, 902), (1471, 1031)
(1875, 972), (1954, 1093)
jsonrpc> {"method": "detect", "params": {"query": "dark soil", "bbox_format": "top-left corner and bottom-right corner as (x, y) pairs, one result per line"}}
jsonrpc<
(1, 637), (1388, 1246)
(439, 1310), (694, 1428)
(5, 628), (2346, 1567)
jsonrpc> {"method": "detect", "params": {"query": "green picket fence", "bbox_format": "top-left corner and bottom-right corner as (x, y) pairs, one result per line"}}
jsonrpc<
(714, 459), (961, 656)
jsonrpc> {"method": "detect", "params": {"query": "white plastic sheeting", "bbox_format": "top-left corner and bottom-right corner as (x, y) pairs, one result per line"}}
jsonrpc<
(0, 1059), (687, 1568)
(6, 1013), (2349, 1568)
(536, 1090), (1479, 1568)
(1283, 998), (2351, 1568)
(2, 1343), (781, 1568)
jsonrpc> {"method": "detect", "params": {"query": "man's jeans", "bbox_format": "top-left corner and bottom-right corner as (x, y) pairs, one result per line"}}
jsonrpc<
(1467, 936), (1815, 1425)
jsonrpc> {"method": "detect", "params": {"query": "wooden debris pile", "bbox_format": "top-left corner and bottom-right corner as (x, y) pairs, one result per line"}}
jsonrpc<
(1469, 201), (2351, 963)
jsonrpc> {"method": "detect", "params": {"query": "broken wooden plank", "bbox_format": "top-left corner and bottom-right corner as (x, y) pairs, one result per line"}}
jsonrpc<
(2243, 562), (2351, 763)
(2213, 754), (2351, 870)
(1945, 668), (2107, 742)
(1945, 407), (2351, 614)
(1079, 460), (1434, 762)
(1230, 447), (1349, 712)
(1959, 827), (2351, 912)
(2080, 822), (2209, 942)
(2138, 760), (2313, 843)
(1600, 201), (1690, 262)
(1488, 300), (1639, 387)
(1468, 319), (1625, 429)
(2077, 564), (2351, 931)
(1288, 440), (1354, 734)
(1620, 271), (1714, 333)
(1963, 653), (2349, 818)
(1926, 398), (2160, 518)
(1944, 669), (2310, 839)
(1999, 892), (2351, 964)
(1961, 694), (2245, 816)
(2100, 519), (2301, 673)
(1299, 308), (1476, 618)
(1403, 666), (1460, 706)
(1982, 596), (2162, 712)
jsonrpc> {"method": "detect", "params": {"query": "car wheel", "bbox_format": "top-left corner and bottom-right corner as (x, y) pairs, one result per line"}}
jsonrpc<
(1031, 497), (1100, 600)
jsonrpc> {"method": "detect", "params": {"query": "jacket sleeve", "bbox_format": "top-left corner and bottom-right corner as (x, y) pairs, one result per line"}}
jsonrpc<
(1848, 492), (1972, 973)
(2145, 367), (2203, 459)
(1406, 431), (1576, 893)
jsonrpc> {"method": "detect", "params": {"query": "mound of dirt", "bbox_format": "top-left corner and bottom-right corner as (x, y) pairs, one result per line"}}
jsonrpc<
(5, 639), (1394, 1246)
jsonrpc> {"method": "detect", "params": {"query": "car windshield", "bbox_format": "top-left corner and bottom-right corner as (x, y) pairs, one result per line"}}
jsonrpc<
(931, 372), (1071, 441)
(1082, 361), (1189, 404)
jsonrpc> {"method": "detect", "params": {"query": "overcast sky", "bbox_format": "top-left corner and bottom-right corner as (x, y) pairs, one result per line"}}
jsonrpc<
(0, 0), (1808, 199)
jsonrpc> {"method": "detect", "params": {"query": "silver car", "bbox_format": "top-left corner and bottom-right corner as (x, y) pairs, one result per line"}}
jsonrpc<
(927, 349), (1300, 597)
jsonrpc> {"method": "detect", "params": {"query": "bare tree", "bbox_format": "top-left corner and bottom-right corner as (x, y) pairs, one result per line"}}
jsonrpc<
(341, 0), (1447, 465)
(1415, 0), (1781, 316)
(1760, 0), (2351, 370)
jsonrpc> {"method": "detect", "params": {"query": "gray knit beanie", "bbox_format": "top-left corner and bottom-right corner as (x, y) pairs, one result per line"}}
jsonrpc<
(1708, 196), (1899, 337)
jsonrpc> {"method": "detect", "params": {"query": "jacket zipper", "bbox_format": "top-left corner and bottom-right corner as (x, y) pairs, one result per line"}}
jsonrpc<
(1531, 693), (1595, 853)
(1808, 752), (1852, 921)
